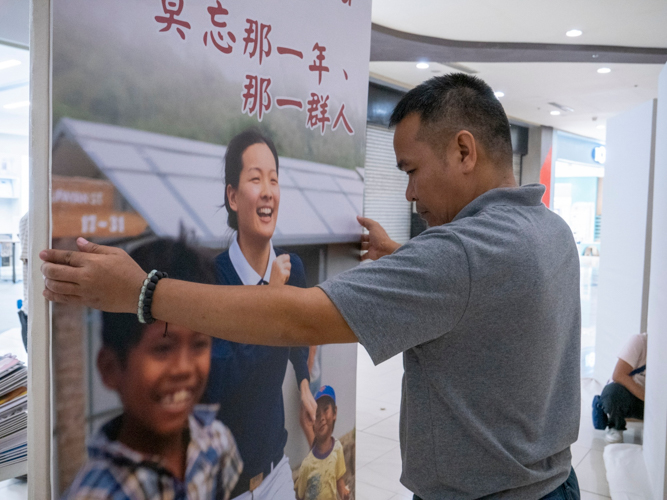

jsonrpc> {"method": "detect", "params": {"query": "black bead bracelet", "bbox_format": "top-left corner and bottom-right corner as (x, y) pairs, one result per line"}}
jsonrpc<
(137, 270), (168, 324)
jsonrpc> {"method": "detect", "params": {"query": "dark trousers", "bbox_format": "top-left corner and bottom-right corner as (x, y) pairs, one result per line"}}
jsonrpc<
(600, 382), (644, 430)
(18, 311), (28, 352)
(413, 467), (580, 500)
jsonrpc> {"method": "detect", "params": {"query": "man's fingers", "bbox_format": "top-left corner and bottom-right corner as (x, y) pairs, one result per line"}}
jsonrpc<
(44, 278), (81, 296)
(361, 241), (369, 250)
(41, 262), (82, 283)
(39, 249), (88, 267)
(42, 288), (83, 305)
(360, 233), (370, 243)
(356, 215), (377, 230)
(360, 251), (370, 261)
(77, 237), (118, 255)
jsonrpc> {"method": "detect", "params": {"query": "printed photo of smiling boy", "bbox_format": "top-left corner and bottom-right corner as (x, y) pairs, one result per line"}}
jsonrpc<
(295, 386), (350, 500)
(62, 238), (243, 500)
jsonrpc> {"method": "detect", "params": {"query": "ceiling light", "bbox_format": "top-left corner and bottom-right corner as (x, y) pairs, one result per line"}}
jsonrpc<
(566, 29), (583, 37)
(3, 101), (30, 110)
(416, 62), (429, 69)
(550, 111), (561, 116)
(0, 59), (21, 71)
(597, 67), (611, 74)
(494, 91), (504, 98)
(597, 125), (606, 130)
(549, 102), (574, 113)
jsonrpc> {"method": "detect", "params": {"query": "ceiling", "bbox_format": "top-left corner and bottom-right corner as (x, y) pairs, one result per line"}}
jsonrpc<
(0, 43), (29, 136)
(372, 0), (667, 49)
(370, 0), (667, 141)
(370, 61), (662, 141)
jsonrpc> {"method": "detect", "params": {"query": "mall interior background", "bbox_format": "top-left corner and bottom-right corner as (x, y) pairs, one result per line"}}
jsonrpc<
(1, 0), (667, 499)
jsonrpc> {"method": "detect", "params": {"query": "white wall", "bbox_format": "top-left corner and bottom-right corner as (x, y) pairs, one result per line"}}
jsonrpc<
(594, 100), (656, 383)
(644, 63), (667, 500)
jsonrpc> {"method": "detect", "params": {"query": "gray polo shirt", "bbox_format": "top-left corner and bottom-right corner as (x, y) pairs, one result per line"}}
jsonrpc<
(319, 184), (581, 499)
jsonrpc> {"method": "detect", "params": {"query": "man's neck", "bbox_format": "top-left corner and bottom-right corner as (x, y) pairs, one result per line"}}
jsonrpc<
(237, 233), (271, 278)
(117, 416), (188, 480)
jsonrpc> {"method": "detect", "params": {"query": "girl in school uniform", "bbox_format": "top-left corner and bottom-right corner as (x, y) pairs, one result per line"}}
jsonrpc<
(202, 128), (317, 500)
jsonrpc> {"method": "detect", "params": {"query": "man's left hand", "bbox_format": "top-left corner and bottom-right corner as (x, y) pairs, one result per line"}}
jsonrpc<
(40, 237), (145, 313)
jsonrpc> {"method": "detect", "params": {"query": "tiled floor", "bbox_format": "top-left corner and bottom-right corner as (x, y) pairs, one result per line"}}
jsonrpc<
(355, 345), (642, 500)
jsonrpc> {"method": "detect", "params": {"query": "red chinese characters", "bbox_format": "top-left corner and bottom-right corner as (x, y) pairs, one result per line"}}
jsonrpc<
(155, 0), (191, 40)
(276, 98), (304, 110)
(203, 1), (236, 54)
(243, 20), (272, 64)
(277, 47), (304, 59)
(332, 104), (354, 135)
(309, 43), (329, 85)
(242, 75), (272, 121)
(306, 93), (331, 134)
(342, 0), (352, 5)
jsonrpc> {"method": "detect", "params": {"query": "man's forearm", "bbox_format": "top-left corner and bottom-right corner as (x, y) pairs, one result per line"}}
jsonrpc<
(151, 278), (357, 346)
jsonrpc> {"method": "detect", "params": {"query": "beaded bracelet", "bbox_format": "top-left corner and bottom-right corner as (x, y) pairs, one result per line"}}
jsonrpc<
(137, 270), (168, 324)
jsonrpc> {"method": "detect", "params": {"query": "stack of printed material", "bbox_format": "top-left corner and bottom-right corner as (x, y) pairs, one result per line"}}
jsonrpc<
(0, 354), (28, 471)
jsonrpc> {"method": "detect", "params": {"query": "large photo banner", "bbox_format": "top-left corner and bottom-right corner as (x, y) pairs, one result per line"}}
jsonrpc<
(51, 1), (371, 498)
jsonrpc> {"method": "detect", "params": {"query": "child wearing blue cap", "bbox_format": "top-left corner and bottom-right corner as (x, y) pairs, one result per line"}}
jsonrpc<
(295, 385), (350, 500)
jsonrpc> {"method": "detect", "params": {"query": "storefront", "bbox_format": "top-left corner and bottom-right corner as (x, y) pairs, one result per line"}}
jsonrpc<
(551, 131), (605, 256)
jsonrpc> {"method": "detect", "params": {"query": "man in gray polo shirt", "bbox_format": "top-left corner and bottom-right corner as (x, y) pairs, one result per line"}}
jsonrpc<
(41, 73), (581, 499)
(321, 75), (581, 499)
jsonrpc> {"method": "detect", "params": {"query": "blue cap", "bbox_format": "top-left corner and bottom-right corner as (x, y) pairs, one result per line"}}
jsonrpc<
(315, 385), (336, 405)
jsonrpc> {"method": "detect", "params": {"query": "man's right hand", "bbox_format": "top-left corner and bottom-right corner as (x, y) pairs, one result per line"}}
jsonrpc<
(357, 216), (401, 261)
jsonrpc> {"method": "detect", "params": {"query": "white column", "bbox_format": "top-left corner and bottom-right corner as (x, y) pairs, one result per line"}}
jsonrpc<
(594, 99), (656, 384)
(644, 63), (667, 500)
(28, 0), (54, 498)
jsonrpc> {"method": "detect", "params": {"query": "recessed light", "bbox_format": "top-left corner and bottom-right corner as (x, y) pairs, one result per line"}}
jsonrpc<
(550, 111), (561, 116)
(3, 101), (30, 109)
(597, 67), (611, 74)
(494, 91), (504, 98)
(0, 59), (21, 71)
(597, 125), (606, 130)
(416, 62), (429, 69)
(566, 29), (583, 37)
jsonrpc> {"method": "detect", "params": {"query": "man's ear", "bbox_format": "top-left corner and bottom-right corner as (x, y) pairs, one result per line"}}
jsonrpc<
(226, 184), (238, 212)
(97, 347), (123, 392)
(455, 130), (477, 173)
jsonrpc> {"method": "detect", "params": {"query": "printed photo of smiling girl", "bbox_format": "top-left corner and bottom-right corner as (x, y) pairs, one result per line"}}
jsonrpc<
(200, 128), (318, 500)
(63, 238), (243, 500)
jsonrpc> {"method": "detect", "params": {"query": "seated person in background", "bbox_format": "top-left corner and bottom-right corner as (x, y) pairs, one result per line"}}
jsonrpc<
(64, 238), (242, 500)
(600, 332), (647, 444)
(295, 386), (349, 500)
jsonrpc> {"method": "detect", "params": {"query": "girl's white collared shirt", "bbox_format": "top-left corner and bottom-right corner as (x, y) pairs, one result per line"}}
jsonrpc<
(228, 236), (277, 285)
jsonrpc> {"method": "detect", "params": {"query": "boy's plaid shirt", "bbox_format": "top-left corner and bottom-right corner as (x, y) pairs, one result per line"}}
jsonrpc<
(63, 405), (243, 500)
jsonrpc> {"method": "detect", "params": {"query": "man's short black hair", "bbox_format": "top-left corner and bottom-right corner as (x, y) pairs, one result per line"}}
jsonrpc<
(101, 237), (217, 364)
(389, 73), (513, 167)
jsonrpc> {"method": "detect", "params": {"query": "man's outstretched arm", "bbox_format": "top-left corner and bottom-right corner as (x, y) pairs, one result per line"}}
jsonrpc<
(40, 238), (357, 346)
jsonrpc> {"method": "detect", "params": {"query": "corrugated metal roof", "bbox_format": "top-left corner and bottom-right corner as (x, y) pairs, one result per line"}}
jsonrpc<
(53, 118), (364, 247)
